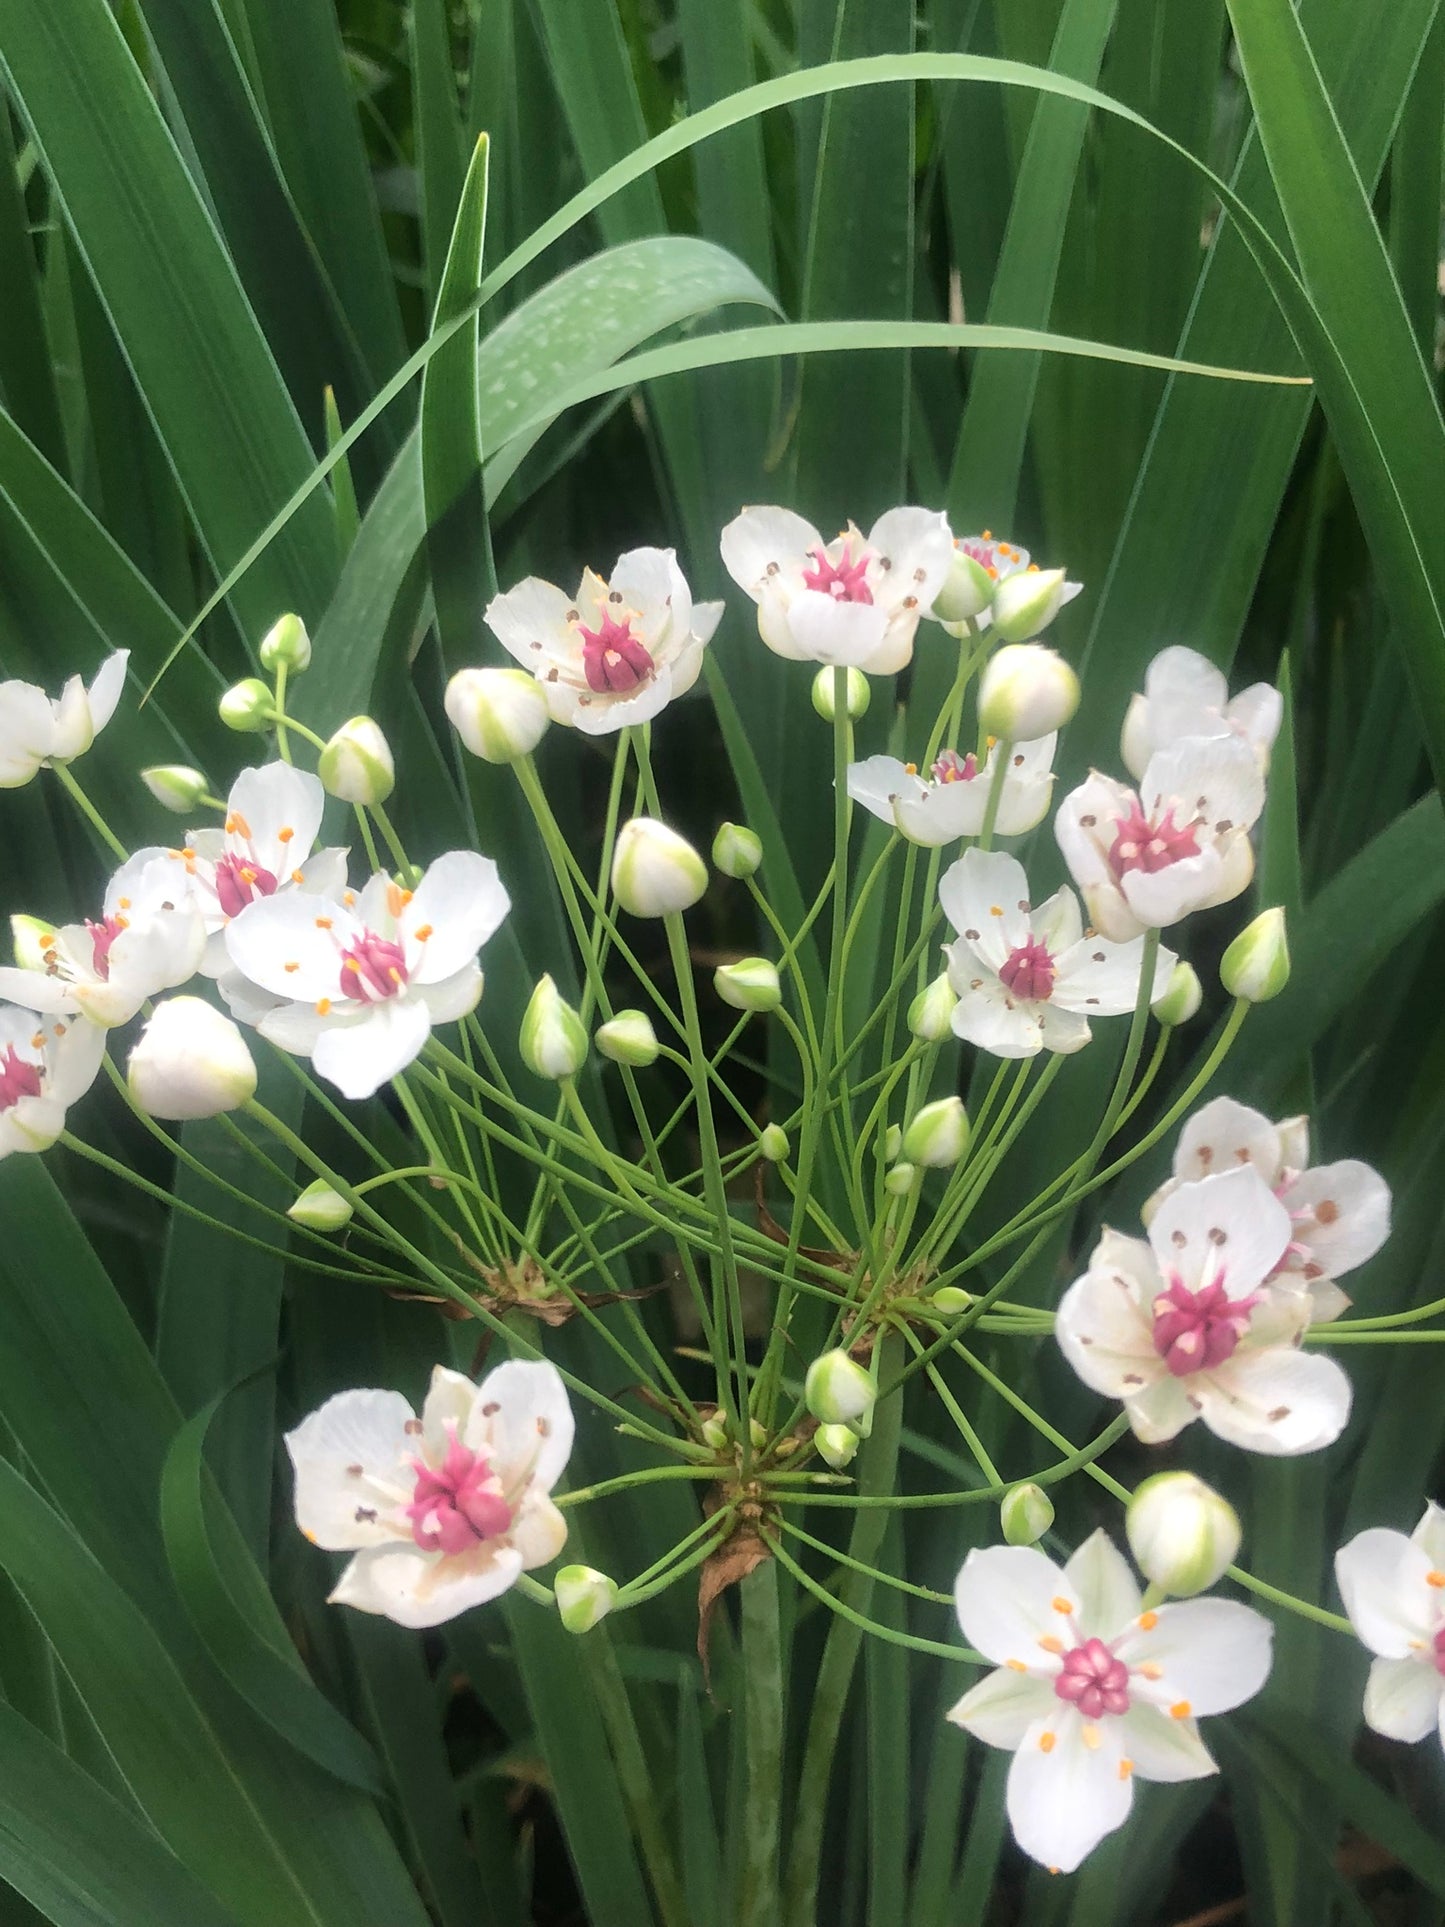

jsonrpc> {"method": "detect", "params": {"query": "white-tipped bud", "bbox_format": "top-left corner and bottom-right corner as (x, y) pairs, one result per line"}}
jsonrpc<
(141, 764), (210, 813)
(11, 914), (52, 971)
(901, 1095), (969, 1169)
(815, 1422), (860, 1470)
(908, 973), (959, 1043)
(700, 1414), (730, 1451)
(318, 716), (395, 805)
(594, 1009), (659, 1067)
(810, 665), (870, 721)
(445, 666), (550, 764)
(759, 1123), (789, 1162)
(883, 1161), (918, 1196)
(989, 567), (1075, 642)
(520, 974), (589, 1080)
(126, 996), (257, 1120)
(287, 1179), (354, 1232)
(1126, 1472), (1241, 1597)
(219, 677), (273, 733)
(883, 1123), (902, 1162)
(1001, 1482), (1055, 1547)
(611, 817), (707, 918)
(258, 613), (312, 674)
(1220, 908), (1289, 1004)
(555, 1564), (618, 1634)
(932, 545), (996, 624)
(714, 957), (781, 1013)
(1152, 959), (1203, 1027)
(804, 1349), (876, 1433)
(977, 643), (1080, 741)
(712, 821), (762, 879)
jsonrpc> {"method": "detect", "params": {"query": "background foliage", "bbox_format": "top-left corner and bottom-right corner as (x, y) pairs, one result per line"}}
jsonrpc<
(0, 0), (1443, 1921)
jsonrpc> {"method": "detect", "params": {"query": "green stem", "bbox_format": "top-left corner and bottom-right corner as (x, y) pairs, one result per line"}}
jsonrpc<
(581, 1626), (691, 1927)
(739, 1562), (785, 1927)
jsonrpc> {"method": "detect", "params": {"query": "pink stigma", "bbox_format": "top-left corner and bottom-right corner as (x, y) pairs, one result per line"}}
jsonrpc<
(801, 546), (873, 604)
(999, 936), (1056, 1002)
(214, 853), (279, 919)
(931, 749), (980, 785)
(85, 915), (127, 980)
(406, 1432), (513, 1556)
(1151, 1276), (1257, 1377)
(578, 610), (655, 694)
(1054, 1639), (1131, 1718)
(339, 931), (409, 1002)
(0, 1044), (42, 1112)
(1433, 1629), (1445, 1679)
(1108, 800), (1201, 878)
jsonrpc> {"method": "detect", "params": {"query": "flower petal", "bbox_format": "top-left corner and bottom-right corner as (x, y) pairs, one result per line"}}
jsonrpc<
(1006, 1712), (1133, 1873)
(330, 1541), (524, 1628)
(947, 1666), (1058, 1748)
(1117, 1599), (1273, 1713)
(1116, 1703), (1217, 1783)
(1363, 1656), (1442, 1742)
(225, 891), (353, 1000)
(938, 848), (1032, 961)
(1145, 1166), (1292, 1299)
(404, 851), (510, 980)
(1053, 933), (1173, 1018)
(417, 962), (484, 1026)
(285, 1387), (417, 1549)
(950, 979), (1044, 1059)
(484, 577), (575, 670)
(1054, 1259), (1158, 1399)
(229, 762), (325, 875)
(954, 1544), (1074, 1665)
(466, 1358), (575, 1497)
(85, 649), (130, 733)
(1199, 1346), (1352, 1456)
(1284, 1161), (1391, 1280)
(719, 506), (821, 598)
(509, 1493), (568, 1569)
(1170, 1096), (1282, 1188)
(785, 591), (890, 667)
(865, 507), (955, 611)
(312, 999), (433, 1099)
(1335, 1528), (1438, 1656)
(1063, 1530), (1141, 1636)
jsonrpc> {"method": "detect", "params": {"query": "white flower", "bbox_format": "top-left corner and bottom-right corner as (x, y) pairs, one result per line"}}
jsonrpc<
(1055, 1166), (1353, 1454)
(1121, 645), (1282, 782)
(0, 649), (129, 788)
(126, 996), (257, 1120)
(0, 1005), (106, 1157)
(1145, 1096), (1390, 1323)
(948, 1531), (1272, 1873)
(287, 1360), (573, 1629)
(0, 857), (206, 1028)
(611, 817), (707, 918)
(1054, 736), (1265, 942)
(1336, 1506), (1445, 1753)
(940, 849), (1173, 1060)
(847, 736), (1056, 847)
(720, 506), (954, 674)
(319, 717), (394, 806)
(486, 548), (722, 735)
(224, 852), (510, 1100)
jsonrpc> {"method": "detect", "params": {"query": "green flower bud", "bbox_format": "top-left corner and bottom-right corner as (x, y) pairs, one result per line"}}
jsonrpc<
(714, 957), (782, 1013)
(908, 972), (959, 1042)
(989, 568), (1077, 642)
(810, 665), (870, 722)
(141, 764), (209, 813)
(520, 974), (589, 1080)
(287, 1179), (354, 1232)
(1001, 1482), (1055, 1547)
(611, 817), (708, 918)
(759, 1123), (789, 1162)
(883, 1123), (902, 1162)
(318, 716), (395, 805)
(977, 644), (1080, 740)
(712, 821), (763, 879)
(1220, 908), (1290, 1004)
(445, 666), (550, 763)
(1126, 1472), (1241, 1598)
(883, 1161), (918, 1196)
(258, 613), (312, 674)
(932, 544), (996, 624)
(1152, 959), (1203, 1027)
(700, 1414), (730, 1451)
(594, 1009), (660, 1067)
(11, 914), (52, 971)
(555, 1564), (619, 1634)
(814, 1422), (860, 1470)
(901, 1095), (970, 1169)
(219, 678), (274, 733)
(804, 1349), (875, 1432)
(930, 1286), (971, 1316)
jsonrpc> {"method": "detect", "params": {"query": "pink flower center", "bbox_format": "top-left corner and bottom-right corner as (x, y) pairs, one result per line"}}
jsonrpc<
(1433, 1628), (1445, 1679)
(1054, 1638), (1131, 1718)
(1151, 1275), (1258, 1377)
(0, 1043), (42, 1112)
(802, 546), (873, 603)
(1108, 800), (1201, 878)
(214, 852), (279, 920)
(85, 914), (127, 980)
(931, 749), (980, 785)
(999, 936), (1056, 1003)
(405, 1432), (513, 1557)
(339, 931), (409, 1002)
(578, 609), (655, 694)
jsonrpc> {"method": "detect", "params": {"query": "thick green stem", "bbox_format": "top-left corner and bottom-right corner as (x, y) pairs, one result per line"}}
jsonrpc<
(580, 1624), (691, 1927)
(739, 1561), (785, 1927)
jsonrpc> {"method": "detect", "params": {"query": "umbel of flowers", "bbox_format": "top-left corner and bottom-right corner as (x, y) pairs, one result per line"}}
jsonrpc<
(3, 502), (1426, 1887)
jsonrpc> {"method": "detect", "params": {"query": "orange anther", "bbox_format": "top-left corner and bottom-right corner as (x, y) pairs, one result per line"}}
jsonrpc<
(314, 917), (333, 930)
(414, 923), (433, 942)
(1170, 1701), (1191, 1720)
(315, 998), (332, 1015)
(284, 961), (299, 974)
(118, 896), (131, 910)
(1138, 1610), (1158, 1631)
(1051, 1595), (1073, 1614)
(277, 826), (294, 844)
(1428, 1571), (1445, 1588)
(1038, 1731), (1056, 1753)
(1118, 1759), (1134, 1781)
(1037, 1634), (1064, 1654)
(1005, 1658), (1028, 1673)
(291, 869), (304, 883)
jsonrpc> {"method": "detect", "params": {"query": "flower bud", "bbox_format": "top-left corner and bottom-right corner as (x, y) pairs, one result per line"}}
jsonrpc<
(318, 716), (395, 805)
(287, 1179), (354, 1232)
(700, 1413), (730, 1451)
(814, 1423), (860, 1470)
(932, 545), (996, 624)
(977, 644), (1080, 741)
(11, 915), (52, 971)
(989, 567), (1076, 642)
(555, 1564), (618, 1634)
(901, 1095), (969, 1169)
(611, 817), (707, 918)
(759, 1123), (789, 1162)
(1220, 908), (1289, 1004)
(714, 957), (781, 1013)
(219, 677), (273, 733)
(883, 1162), (917, 1196)
(141, 764), (210, 813)
(930, 1286), (970, 1316)
(594, 1009), (659, 1067)
(804, 1349), (875, 1432)
(908, 973), (959, 1043)
(1001, 1482), (1055, 1547)
(1126, 1472), (1241, 1597)
(712, 821), (762, 879)
(445, 666), (550, 764)
(520, 974), (589, 1080)
(258, 613), (312, 674)
(127, 996), (257, 1120)
(810, 665), (870, 722)
(883, 1123), (902, 1162)
(1152, 959), (1202, 1027)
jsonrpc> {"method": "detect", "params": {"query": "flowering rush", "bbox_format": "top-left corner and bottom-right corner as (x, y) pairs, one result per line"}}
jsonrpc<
(1121, 644), (1282, 781)
(0, 1004), (106, 1158)
(287, 1361), (573, 1628)
(1336, 1505), (1445, 1754)
(0, 648), (128, 787)
(949, 1531), (1272, 1871)
(847, 736), (1057, 846)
